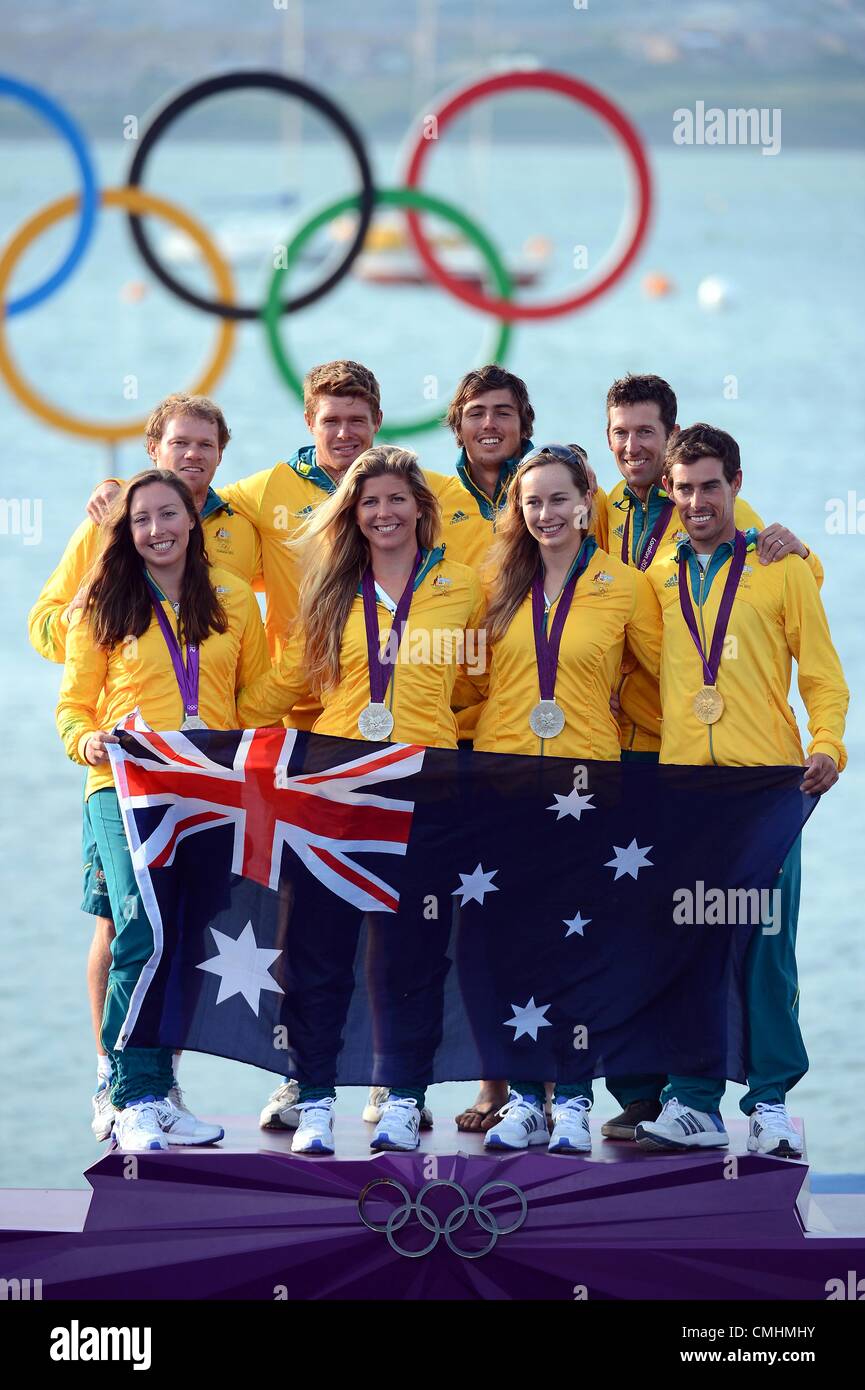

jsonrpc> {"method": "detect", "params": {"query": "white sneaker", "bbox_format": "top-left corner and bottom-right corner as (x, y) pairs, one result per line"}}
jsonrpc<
(91, 1083), (117, 1141)
(635, 1097), (729, 1151)
(291, 1097), (335, 1154)
(548, 1096), (592, 1154)
(747, 1103), (803, 1158)
(484, 1091), (549, 1151)
(370, 1096), (421, 1152)
(259, 1079), (301, 1131)
(113, 1098), (169, 1152)
(363, 1085), (434, 1130)
(154, 1094), (224, 1146)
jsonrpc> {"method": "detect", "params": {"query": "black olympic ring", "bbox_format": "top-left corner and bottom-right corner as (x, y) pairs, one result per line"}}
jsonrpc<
(357, 1177), (527, 1259)
(125, 71), (376, 322)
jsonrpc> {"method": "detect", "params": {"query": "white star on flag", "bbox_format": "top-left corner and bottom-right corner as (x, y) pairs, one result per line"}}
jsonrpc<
(605, 838), (654, 881)
(564, 910), (592, 937)
(452, 863), (499, 906)
(503, 996), (552, 1042)
(197, 920), (284, 1016)
(547, 790), (596, 822)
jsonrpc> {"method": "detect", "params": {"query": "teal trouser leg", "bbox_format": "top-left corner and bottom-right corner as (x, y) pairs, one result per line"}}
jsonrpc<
(606, 1075), (665, 1108)
(518, 1081), (594, 1105)
(88, 789), (174, 1110)
(662, 837), (806, 1116)
(390, 1087), (426, 1109)
(739, 835), (807, 1114)
(660, 1073), (725, 1114)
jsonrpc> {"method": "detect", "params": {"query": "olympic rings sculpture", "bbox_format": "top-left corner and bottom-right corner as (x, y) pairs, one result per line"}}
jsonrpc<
(0, 68), (652, 441)
(357, 1177), (527, 1259)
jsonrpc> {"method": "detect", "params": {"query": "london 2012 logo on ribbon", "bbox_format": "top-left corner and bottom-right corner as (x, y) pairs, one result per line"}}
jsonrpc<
(358, 1177), (527, 1259)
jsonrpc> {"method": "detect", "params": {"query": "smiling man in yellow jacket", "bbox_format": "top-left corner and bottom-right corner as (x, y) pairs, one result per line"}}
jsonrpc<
(635, 423), (848, 1158)
(600, 374), (823, 762)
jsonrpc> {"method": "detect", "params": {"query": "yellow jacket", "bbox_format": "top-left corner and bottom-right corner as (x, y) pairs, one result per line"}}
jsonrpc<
(237, 550), (484, 750)
(426, 449), (608, 738)
(428, 448), (609, 576)
(29, 488), (262, 665)
(218, 448), (338, 663)
(645, 531), (848, 769)
(57, 566), (271, 798)
(604, 482), (824, 753)
(471, 538), (662, 760)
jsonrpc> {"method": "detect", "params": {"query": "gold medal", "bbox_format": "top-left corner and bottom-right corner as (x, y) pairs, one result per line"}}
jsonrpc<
(693, 686), (724, 724)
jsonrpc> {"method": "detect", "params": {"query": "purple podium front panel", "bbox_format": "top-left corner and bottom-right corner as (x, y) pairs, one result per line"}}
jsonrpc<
(1, 1118), (863, 1300)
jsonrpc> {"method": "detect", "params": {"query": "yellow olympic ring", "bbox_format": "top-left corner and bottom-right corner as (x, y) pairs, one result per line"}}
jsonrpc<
(0, 186), (237, 442)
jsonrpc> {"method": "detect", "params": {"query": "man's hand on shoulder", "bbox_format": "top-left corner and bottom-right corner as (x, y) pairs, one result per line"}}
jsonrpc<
(756, 523), (809, 565)
(87, 480), (122, 524)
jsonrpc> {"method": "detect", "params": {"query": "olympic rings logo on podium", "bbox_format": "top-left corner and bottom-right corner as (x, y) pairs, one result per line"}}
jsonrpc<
(357, 1176), (527, 1259)
(0, 69), (652, 441)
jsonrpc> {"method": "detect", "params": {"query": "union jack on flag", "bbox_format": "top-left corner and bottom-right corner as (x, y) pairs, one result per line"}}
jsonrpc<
(111, 718), (425, 912)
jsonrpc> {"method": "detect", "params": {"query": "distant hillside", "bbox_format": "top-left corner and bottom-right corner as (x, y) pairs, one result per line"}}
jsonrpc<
(2, 0), (863, 146)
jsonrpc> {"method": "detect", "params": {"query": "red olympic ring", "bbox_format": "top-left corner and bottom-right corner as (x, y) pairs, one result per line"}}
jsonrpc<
(402, 70), (652, 322)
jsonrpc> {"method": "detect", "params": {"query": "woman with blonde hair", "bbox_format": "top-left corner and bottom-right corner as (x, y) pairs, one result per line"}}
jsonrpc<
(462, 444), (663, 1154)
(56, 469), (270, 1152)
(238, 444), (484, 1155)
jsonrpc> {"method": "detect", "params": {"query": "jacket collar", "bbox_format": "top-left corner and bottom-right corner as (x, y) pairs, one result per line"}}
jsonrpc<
(454, 439), (534, 519)
(200, 485), (232, 520)
(285, 444), (339, 494)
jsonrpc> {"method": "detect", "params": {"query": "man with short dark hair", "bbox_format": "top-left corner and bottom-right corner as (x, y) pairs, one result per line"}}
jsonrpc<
(635, 424), (847, 1155)
(596, 375), (823, 1143)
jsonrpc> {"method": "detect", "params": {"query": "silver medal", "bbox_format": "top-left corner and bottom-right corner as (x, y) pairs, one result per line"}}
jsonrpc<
(529, 699), (565, 739)
(358, 702), (394, 741)
(180, 715), (208, 731)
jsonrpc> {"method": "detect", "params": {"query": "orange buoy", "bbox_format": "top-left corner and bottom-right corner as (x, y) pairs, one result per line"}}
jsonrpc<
(120, 279), (148, 303)
(642, 271), (673, 298)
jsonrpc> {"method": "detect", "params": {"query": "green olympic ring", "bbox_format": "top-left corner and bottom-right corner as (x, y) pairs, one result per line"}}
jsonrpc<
(262, 187), (513, 440)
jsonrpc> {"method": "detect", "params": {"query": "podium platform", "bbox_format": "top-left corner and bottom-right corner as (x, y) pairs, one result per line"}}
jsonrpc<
(2, 1116), (864, 1300)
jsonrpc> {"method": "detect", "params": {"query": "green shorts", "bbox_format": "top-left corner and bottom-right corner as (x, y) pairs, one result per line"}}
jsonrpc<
(81, 786), (113, 920)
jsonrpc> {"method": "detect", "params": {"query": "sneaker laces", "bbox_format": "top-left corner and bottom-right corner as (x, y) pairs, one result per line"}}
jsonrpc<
(270, 1081), (299, 1106)
(657, 1097), (689, 1123)
(297, 1098), (334, 1121)
(754, 1102), (793, 1133)
(124, 1099), (163, 1126)
(498, 1092), (542, 1119)
(553, 1095), (591, 1116)
(381, 1097), (418, 1116)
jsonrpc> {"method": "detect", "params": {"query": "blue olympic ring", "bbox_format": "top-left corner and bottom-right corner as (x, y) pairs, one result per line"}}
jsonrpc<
(0, 74), (98, 316)
(357, 1177), (527, 1259)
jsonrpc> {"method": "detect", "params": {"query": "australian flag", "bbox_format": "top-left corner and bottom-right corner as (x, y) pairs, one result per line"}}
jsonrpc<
(108, 726), (814, 1088)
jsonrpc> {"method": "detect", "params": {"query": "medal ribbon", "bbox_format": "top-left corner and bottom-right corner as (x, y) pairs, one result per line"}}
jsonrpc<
(361, 550), (422, 704)
(621, 498), (675, 570)
(530, 545), (593, 702)
(151, 597), (200, 719)
(677, 530), (746, 687)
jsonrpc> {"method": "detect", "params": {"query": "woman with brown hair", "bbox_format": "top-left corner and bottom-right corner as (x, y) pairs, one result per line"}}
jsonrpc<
(56, 469), (270, 1152)
(238, 444), (484, 1155)
(463, 444), (663, 1153)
